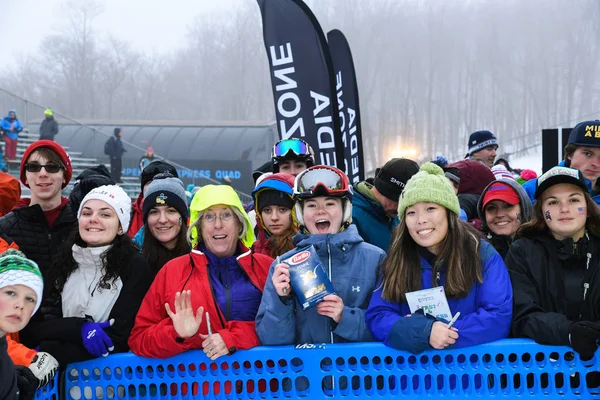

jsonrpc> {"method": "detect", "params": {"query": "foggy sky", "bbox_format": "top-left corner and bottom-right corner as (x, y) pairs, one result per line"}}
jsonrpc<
(0, 0), (238, 68)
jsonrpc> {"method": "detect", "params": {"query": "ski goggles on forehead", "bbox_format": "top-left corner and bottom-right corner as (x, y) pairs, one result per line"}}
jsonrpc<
(272, 139), (309, 158)
(295, 167), (347, 198)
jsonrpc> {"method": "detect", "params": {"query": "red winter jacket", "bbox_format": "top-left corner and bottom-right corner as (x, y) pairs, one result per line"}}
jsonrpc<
(128, 246), (273, 359)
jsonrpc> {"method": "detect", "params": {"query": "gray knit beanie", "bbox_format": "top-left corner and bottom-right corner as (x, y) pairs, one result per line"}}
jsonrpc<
(143, 173), (189, 223)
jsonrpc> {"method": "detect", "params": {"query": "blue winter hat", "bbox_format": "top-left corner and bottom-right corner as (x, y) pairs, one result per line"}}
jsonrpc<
(568, 120), (600, 148)
(467, 130), (498, 156)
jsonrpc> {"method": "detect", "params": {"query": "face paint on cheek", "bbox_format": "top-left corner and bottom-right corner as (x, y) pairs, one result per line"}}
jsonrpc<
(545, 210), (552, 221)
(516, 213), (522, 222)
(578, 207), (586, 215)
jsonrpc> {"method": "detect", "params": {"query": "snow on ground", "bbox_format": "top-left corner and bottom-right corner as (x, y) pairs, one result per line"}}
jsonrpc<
(508, 147), (544, 175)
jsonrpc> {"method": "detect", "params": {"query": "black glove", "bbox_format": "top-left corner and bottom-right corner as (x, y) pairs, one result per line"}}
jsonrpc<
(14, 365), (40, 400)
(569, 321), (600, 361)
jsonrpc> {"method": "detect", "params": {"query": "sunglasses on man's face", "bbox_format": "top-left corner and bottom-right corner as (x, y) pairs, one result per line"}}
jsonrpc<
(24, 163), (63, 173)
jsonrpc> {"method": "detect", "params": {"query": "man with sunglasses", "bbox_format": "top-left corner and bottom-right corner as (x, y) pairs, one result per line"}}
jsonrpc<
(271, 138), (315, 177)
(0, 141), (76, 347)
(352, 158), (419, 251)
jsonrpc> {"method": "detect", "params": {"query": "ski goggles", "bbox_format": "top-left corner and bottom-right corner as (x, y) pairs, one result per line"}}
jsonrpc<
(294, 166), (350, 199)
(272, 139), (310, 159)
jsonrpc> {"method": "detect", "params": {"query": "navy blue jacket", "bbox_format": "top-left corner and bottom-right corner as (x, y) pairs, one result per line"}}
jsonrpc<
(105, 136), (126, 158)
(256, 225), (386, 345)
(366, 240), (512, 354)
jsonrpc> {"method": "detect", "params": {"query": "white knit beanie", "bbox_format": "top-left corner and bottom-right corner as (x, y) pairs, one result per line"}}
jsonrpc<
(78, 185), (132, 232)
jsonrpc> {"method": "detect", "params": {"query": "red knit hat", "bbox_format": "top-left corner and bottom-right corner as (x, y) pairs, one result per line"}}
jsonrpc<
(20, 140), (72, 188)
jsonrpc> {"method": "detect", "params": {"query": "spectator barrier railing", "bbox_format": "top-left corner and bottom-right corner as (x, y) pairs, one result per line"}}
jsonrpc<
(58, 339), (600, 399)
(34, 373), (59, 400)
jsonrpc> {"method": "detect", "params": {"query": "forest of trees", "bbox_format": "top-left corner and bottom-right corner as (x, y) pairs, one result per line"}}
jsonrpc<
(1, 0), (598, 170)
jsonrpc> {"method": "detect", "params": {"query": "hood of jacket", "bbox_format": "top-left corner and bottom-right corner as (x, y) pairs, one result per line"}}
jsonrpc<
(291, 224), (364, 265)
(353, 181), (387, 219)
(0, 173), (21, 216)
(477, 178), (534, 234)
(189, 184), (255, 248)
(448, 160), (495, 195)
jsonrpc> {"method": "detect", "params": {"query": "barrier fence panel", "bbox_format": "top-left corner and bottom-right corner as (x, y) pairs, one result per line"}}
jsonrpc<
(34, 373), (59, 400)
(63, 339), (600, 400)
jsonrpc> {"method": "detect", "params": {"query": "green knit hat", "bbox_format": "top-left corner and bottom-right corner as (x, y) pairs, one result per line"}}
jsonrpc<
(0, 249), (44, 314)
(398, 162), (461, 217)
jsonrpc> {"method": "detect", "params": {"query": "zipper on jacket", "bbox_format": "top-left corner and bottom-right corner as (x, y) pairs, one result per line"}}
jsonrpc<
(436, 271), (440, 286)
(224, 267), (232, 321)
(327, 239), (334, 344)
(235, 259), (261, 292)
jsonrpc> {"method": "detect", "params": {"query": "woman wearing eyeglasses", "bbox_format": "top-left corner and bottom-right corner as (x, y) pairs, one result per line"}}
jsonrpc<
(256, 166), (386, 345)
(129, 185), (273, 360)
(251, 173), (298, 258)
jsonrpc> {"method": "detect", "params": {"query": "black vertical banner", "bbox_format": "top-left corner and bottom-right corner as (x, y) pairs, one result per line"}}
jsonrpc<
(257, 0), (344, 168)
(327, 29), (365, 184)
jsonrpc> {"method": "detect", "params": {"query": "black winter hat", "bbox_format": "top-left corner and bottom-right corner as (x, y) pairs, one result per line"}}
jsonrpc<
(257, 190), (294, 212)
(74, 164), (111, 181)
(69, 174), (115, 213)
(467, 130), (498, 156)
(141, 160), (178, 191)
(535, 166), (588, 199)
(568, 120), (600, 147)
(114, 127), (122, 135)
(253, 161), (273, 184)
(373, 158), (419, 202)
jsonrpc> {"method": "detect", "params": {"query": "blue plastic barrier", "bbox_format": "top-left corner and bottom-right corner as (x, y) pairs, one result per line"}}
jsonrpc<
(34, 373), (59, 400)
(64, 339), (600, 399)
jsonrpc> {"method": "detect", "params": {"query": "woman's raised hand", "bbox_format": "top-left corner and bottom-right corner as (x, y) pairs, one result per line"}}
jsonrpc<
(165, 290), (204, 339)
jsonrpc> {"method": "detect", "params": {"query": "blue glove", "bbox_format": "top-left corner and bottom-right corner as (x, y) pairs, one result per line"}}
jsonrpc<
(81, 319), (115, 357)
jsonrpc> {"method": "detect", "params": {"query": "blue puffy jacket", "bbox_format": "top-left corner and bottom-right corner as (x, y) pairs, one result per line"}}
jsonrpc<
(255, 224), (386, 345)
(522, 160), (600, 206)
(351, 183), (398, 251)
(366, 240), (512, 354)
(0, 113), (23, 140)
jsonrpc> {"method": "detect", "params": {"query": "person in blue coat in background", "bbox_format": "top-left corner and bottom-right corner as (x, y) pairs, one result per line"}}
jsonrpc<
(366, 162), (512, 354)
(352, 158), (419, 251)
(523, 120), (600, 206)
(256, 166), (386, 345)
(1, 110), (23, 161)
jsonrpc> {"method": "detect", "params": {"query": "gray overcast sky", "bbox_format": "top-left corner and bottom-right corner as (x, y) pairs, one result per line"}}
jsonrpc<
(0, 0), (241, 68)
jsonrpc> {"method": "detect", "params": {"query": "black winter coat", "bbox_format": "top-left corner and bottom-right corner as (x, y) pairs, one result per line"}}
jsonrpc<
(0, 336), (18, 400)
(0, 202), (77, 347)
(0, 202), (76, 277)
(506, 232), (600, 346)
(39, 117), (59, 140)
(105, 136), (126, 158)
(26, 252), (153, 366)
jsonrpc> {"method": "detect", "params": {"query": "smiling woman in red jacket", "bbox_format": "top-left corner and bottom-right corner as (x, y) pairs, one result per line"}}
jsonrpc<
(128, 185), (273, 360)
